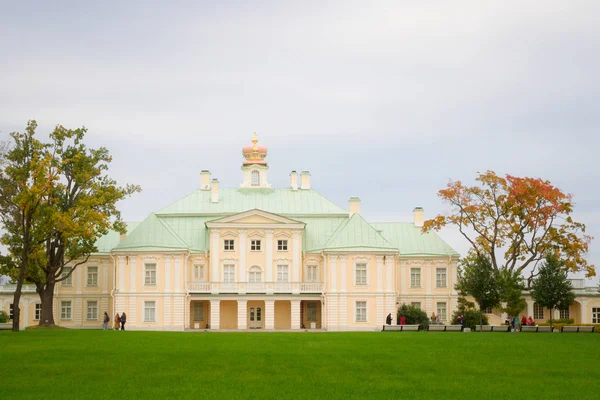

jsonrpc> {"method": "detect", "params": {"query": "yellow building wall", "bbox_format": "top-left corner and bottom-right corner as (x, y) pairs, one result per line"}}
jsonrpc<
(274, 300), (291, 329)
(220, 300), (238, 329)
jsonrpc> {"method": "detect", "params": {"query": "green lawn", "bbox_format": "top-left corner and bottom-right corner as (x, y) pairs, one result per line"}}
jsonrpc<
(2, 330), (599, 399)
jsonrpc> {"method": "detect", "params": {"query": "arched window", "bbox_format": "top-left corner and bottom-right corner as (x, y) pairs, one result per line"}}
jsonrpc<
(251, 170), (260, 186)
(249, 266), (262, 283)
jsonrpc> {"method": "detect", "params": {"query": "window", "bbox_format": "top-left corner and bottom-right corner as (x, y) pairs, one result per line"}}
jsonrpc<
(436, 268), (447, 288)
(193, 303), (204, 321)
(87, 266), (98, 286)
(62, 266), (73, 286)
(34, 304), (42, 320)
(436, 302), (447, 322)
(87, 301), (98, 320)
(533, 302), (544, 320)
(307, 302), (317, 322)
(144, 301), (156, 322)
(249, 266), (262, 283)
(251, 170), (260, 186)
(307, 265), (318, 282)
(411, 302), (421, 310)
(145, 264), (157, 285)
(193, 265), (205, 281)
(250, 240), (261, 251)
(559, 308), (570, 320)
(592, 308), (600, 324)
(277, 265), (289, 283)
(356, 301), (367, 322)
(277, 240), (288, 251)
(9, 304), (14, 320)
(61, 301), (72, 320)
(224, 265), (235, 283)
(483, 307), (493, 314)
(355, 263), (367, 285)
(224, 239), (235, 251)
(410, 268), (421, 288)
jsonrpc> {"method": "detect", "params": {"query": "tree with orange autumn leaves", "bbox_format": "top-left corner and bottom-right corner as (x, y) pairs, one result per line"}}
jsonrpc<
(423, 171), (594, 284)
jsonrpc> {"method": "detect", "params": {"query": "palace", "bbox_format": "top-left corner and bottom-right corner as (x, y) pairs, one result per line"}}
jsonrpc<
(1, 135), (599, 330)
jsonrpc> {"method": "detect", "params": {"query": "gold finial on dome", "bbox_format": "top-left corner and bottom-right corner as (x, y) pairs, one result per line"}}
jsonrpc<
(252, 132), (258, 151)
(242, 132), (268, 165)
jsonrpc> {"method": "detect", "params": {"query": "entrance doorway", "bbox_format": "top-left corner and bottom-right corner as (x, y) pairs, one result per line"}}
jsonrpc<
(249, 306), (262, 329)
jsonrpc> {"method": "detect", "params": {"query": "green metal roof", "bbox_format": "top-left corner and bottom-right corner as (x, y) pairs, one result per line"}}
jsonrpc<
(155, 188), (348, 216)
(370, 223), (459, 257)
(114, 214), (189, 251)
(93, 222), (140, 254)
(314, 214), (397, 252)
(295, 216), (347, 252)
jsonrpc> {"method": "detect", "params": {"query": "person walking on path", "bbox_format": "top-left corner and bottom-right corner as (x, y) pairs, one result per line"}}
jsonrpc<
(120, 312), (127, 331)
(386, 313), (392, 325)
(114, 313), (121, 331)
(102, 312), (110, 330)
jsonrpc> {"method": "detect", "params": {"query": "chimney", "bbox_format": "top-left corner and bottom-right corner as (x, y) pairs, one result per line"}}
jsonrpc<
(349, 197), (361, 214)
(211, 179), (219, 203)
(200, 170), (211, 190)
(413, 207), (424, 228)
(300, 171), (311, 190)
(290, 171), (298, 191)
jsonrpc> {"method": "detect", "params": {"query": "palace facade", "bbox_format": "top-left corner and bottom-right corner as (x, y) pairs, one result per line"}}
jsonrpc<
(2, 135), (599, 330)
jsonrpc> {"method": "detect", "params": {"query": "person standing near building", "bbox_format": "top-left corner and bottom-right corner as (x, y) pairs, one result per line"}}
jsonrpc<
(121, 312), (127, 331)
(114, 313), (121, 330)
(102, 312), (110, 330)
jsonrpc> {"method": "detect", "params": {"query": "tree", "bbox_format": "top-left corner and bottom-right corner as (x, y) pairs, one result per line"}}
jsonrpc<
(0, 121), (55, 331)
(397, 303), (429, 330)
(31, 125), (140, 326)
(530, 253), (576, 327)
(457, 254), (501, 331)
(450, 295), (489, 331)
(423, 171), (594, 281)
(495, 269), (527, 317)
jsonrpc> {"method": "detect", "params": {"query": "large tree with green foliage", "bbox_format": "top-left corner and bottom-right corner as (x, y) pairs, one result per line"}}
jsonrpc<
(530, 253), (576, 327)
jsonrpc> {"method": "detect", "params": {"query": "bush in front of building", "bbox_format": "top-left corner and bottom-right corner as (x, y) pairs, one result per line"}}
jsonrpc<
(0, 310), (8, 323)
(547, 318), (574, 325)
(451, 309), (488, 331)
(397, 304), (429, 330)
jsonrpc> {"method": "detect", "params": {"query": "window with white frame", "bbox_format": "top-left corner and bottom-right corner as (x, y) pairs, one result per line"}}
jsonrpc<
(9, 303), (14, 320)
(249, 266), (262, 283)
(411, 302), (421, 310)
(61, 301), (72, 320)
(224, 239), (235, 251)
(436, 268), (447, 288)
(410, 268), (421, 288)
(436, 302), (447, 321)
(251, 170), (260, 186)
(355, 263), (367, 285)
(483, 307), (493, 314)
(144, 301), (156, 322)
(251, 240), (261, 251)
(87, 266), (98, 286)
(307, 302), (317, 321)
(559, 308), (570, 320)
(223, 265), (235, 283)
(193, 265), (205, 281)
(61, 266), (73, 286)
(307, 265), (318, 282)
(34, 304), (42, 320)
(277, 265), (289, 282)
(355, 301), (367, 322)
(277, 240), (288, 251)
(592, 307), (600, 324)
(193, 303), (204, 321)
(533, 302), (544, 320)
(87, 301), (98, 320)
(144, 263), (157, 285)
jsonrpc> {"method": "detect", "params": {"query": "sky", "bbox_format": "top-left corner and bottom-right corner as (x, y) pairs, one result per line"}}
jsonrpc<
(1, 0), (598, 284)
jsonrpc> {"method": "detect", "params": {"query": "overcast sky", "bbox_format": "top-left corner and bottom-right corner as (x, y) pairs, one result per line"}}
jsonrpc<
(1, 0), (598, 283)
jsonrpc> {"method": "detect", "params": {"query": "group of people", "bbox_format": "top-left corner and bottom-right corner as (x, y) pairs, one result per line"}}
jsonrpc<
(102, 312), (127, 331)
(430, 312), (441, 324)
(504, 315), (535, 331)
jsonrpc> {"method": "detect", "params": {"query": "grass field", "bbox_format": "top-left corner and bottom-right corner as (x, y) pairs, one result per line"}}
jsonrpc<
(2, 330), (599, 399)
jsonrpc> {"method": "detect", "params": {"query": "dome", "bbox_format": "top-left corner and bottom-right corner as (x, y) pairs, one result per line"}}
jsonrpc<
(242, 133), (268, 165)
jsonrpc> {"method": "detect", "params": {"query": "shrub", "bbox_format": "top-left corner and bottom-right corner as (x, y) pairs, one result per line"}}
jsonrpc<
(0, 310), (8, 323)
(451, 309), (488, 331)
(546, 318), (574, 324)
(397, 304), (429, 330)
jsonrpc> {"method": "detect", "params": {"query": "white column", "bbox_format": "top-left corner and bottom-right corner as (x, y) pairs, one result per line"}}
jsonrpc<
(339, 255), (347, 292)
(265, 229), (273, 282)
(237, 300), (247, 329)
(128, 298), (136, 328)
(265, 300), (275, 330)
(400, 260), (407, 294)
(339, 295), (347, 329)
(23, 300), (30, 328)
(210, 299), (220, 330)
(330, 255), (338, 292)
(175, 254), (182, 293)
(580, 300), (588, 323)
(376, 296), (384, 327)
(164, 296), (172, 327)
(385, 256), (393, 292)
(292, 230), (302, 285)
(376, 256), (384, 292)
(385, 295), (396, 325)
(321, 298), (326, 330)
(77, 264), (83, 295)
(129, 256), (136, 292)
(526, 299), (534, 317)
(291, 300), (301, 329)
(239, 230), (247, 282)
(102, 259), (108, 294)
(118, 256), (126, 292)
(165, 256), (172, 293)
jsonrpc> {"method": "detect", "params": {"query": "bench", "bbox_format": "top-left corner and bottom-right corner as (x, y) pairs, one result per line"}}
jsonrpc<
(521, 326), (554, 332)
(561, 326), (595, 333)
(474, 325), (510, 332)
(0, 322), (12, 330)
(427, 325), (463, 332)
(382, 324), (420, 332)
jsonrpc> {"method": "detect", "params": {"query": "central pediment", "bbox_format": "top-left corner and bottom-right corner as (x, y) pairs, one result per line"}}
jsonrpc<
(205, 209), (305, 229)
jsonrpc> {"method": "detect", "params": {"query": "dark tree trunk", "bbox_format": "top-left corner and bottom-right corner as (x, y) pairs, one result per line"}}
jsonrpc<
(12, 230), (30, 332)
(38, 278), (56, 326)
